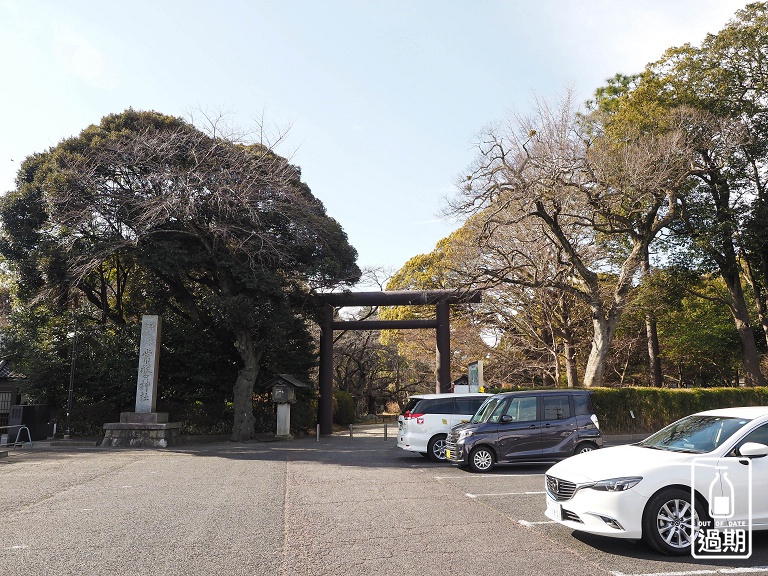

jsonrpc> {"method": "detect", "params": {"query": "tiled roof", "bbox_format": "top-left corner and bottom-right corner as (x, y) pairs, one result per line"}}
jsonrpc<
(258, 374), (312, 389)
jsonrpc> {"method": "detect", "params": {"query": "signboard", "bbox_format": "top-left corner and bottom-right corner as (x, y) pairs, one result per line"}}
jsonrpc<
(468, 360), (483, 393)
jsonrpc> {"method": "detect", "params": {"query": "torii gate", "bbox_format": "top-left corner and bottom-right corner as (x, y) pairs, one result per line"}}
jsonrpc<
(314, 289), (482, 435)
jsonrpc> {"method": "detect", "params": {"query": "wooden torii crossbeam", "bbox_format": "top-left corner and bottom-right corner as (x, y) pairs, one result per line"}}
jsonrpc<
(313, 289), (482, 435)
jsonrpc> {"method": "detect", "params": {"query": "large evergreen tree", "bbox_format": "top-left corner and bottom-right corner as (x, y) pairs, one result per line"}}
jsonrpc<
(0, 110), (360, 440)
(600, 2), (768, 385)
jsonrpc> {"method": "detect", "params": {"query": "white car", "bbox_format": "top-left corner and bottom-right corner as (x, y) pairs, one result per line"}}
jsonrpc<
(397, 393), (490, 461)
(544, 406), (768, 555)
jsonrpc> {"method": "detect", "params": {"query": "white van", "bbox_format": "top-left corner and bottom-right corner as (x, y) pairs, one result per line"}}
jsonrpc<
(397, 393), (491, 461)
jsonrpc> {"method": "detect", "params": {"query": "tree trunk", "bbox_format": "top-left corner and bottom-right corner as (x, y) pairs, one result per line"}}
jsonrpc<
(583, 311), (621, 387)
(730, 296), (765, 386)
(564, 338), (578, 388)
(583, 319), (609, 387)
(721, 260), (765, 387)
(700, 171), (766, 387)
(551, 331), (561, 387)
(745, 255), (768, 350)
(231, 330), (263, 441)
(553, 350), (561, 387)
(645, 317), (662, 386)
(754, 287), (768, 350)
(642, 254), (663, 387)
(761, 250), (768, 349)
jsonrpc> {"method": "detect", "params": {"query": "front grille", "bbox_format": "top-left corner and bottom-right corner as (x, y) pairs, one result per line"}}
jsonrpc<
(445, 435), (459, 462)
(546, 474), (578, 501)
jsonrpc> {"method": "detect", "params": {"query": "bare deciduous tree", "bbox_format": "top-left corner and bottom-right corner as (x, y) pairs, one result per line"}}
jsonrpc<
(449, 93), (705, 386)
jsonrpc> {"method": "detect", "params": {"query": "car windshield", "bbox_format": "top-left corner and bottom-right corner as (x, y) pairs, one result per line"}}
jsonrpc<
(638, 415), (749, 453)
(470, 397), (501, 424)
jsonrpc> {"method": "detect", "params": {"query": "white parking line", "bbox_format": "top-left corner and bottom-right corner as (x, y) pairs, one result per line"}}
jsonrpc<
(518, 520), (556, 526)
(466, 491), (545, 498)
(612, 568), (768, 576)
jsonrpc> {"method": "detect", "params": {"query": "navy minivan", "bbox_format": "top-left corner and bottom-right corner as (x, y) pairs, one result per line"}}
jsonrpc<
(445, 389), (602, 472)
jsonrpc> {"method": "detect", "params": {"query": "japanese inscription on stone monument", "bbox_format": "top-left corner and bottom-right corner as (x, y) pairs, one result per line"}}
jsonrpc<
(135, 315), (162, 413)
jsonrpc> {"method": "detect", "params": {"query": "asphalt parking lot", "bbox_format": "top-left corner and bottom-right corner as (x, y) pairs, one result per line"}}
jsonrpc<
(401, 456), (768, 576)
(1, 427), (767, 576)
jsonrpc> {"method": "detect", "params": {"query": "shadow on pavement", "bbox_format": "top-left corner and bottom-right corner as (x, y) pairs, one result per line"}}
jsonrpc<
(570, 521), (768, 569)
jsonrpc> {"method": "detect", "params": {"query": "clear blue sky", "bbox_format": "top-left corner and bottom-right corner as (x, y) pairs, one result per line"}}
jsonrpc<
(0, 0), (752, 283)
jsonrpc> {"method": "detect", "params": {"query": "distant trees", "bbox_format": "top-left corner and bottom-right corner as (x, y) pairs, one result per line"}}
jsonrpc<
(448, 93), (703, 387)
(387, 3), (768, 389)
(602, 2), (768, 386)
(331, 315), (432, 414)
(380, 231), (490, 387)
(0, 109), (359, 440)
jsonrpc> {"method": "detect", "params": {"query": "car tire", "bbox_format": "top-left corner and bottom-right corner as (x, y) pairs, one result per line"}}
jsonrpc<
(427, 434), (448, 462)
(642, 487), (704, 556)
(469, 446), (495, 473)
(574, 441), (598, 455)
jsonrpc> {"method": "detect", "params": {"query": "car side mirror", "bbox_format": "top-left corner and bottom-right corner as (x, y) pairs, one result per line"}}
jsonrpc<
(500, 415), (513, 423)
(738, 441), (768, 458)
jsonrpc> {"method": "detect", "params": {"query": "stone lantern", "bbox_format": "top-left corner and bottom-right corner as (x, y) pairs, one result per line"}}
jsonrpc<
(260, 375), (311, 440)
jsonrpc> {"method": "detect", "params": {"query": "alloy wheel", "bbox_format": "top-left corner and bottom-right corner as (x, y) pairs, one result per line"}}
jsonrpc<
(655, 498), (697, 550)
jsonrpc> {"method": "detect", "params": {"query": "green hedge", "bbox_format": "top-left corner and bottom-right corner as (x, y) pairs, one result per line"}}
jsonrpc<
(592, 387), (768, 434)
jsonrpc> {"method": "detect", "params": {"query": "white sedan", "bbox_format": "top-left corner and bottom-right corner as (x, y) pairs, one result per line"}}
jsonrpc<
(544, 406), (768, 555)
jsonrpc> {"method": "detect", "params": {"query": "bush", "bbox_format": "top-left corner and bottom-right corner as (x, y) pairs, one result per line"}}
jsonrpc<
(592, 387), (768, 434)
(69, 401), (122, 436)
(290, 388), (318, 434)
(333, 390), (356, 426)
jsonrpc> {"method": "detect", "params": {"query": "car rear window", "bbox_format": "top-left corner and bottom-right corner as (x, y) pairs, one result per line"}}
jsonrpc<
(402, 398), (421, 414)
(543, 395), (572, 420)
(454, 396), (486, 415)
(417, 397), (454, 414)
(573, 393), (594, 416)
(418, 398), (453, 414)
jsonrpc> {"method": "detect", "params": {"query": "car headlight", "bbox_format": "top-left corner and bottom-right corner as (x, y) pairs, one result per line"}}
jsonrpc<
(457, 429), (474, 440)
(589, 477), (642, 492)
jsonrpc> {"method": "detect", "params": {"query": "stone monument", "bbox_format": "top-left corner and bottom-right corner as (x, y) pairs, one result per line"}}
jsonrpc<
(101, 315), (182, 448)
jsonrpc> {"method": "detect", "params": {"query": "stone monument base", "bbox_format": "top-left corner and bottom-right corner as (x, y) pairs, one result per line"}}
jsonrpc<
(101, 412), (182, 448)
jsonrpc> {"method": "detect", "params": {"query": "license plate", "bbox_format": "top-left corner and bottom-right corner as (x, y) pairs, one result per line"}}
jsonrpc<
(546, 498), (562, 522)
(445, 449), (452, 459)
